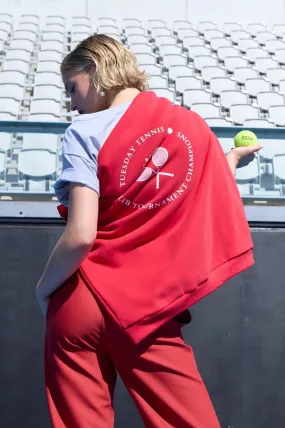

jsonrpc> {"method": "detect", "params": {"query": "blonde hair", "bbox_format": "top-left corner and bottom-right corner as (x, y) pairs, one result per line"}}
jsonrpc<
(61, 34), (148, 93)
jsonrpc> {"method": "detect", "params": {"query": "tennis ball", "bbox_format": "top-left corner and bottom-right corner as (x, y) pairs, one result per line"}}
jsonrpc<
(234, 130), (258, 147)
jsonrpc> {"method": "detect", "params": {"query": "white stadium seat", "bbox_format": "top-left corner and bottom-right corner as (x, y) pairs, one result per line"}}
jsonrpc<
(30, 99), (61, 118)
(152, 88), (175, 103)
(238, 38), (259, 52)
(197, 21), (217, 34)
(260, 140), (285, 160)
(6, 49), (30, 62)
(193, 55), (217, 71)
(177, 28), (199, 39)
(210, 77), (236, 96)
(72, 17), (90, 26)
(23, 134), (58, 151)
(130, 43), (153, 54)
(71, 33), (91, 43)
(0, 98), (20, 116)
(0, 71), (26, 86)
(155, 35), (177, 46)
(0, 151), (5, 179)
(201, 66), (226, 84)
(0, 133), (11, 152)
(36, 61), (61, 73)
(19, 22), (38, 32)
(266, 68), (285, 85)
(173, 21), (192, 33)
(42, 32), (64, 43)
(223, 22), (242, 35)
(163, 54), (187, 68)
(275, 49), (285, 64)
(273, 155), (285, 192)
(220, 90), (248, 110)
(268, 105), (285, 126)
(40, 41), (64, 52)
(246, 47), (269, 63)
(125, 27), (145, 36)
(3, 59), (29, 74)
(148, 75), (168, 89)
(10, 39), (34, 51)
(256, 31), (276, 45)
(140, 64), (162, 76)
(257, 91), (285, 111)
(135, 53), (157, 65)
(0, 84), (23, 100)
(231, 30), (252, 44)
(148, 20), (167, 29)
(244, 118), (274, 127)
(37, 50), (62, 62)
(34, 72), (62, 86)
(159, 44), (181, 56)
(247, 23), (267, 35)
(176, 76), (202, 93)
(224, 56), (248, 72)
(20, 14), (39, 25)
(28, 113), (60, 122)
(46, 16), (65, 26)
(33, 85), (62, 101)
(204, 29), (225, 42)
(127, 34), (148, 44)
(255, 58), (279, 74)
(236, 157), (260, 185)
(13, 30), (37, 42)
(234, 67), (259, 85)
(168, 65), (193, 81)
(151, 28), (172, 38)
(183, 36), (205, 48)
(188, 45), (211, 60)
(272, 24), (285, 37)
(183, 89), (211, 107)
(45, 24), (65, 34)
(265, 39), (285, 54)
(210, 37), (232, 51)
(245, 78), (271, 98)
(230, 104), (259, 125)
(99, 17), (117, 26)
(206, 117), (233, 126)
(18, 148), (57, 191)
(98, 25), (119, 35)
(191, 102), (220, 118)
(278, 79), (285, 94)
(217, 46), (240, 61)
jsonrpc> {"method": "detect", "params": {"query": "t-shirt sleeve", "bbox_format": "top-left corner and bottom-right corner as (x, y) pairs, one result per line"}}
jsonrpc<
(54, 125), (100, 206)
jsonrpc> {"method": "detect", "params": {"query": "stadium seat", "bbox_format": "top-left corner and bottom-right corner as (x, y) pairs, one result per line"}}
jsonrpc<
(234, 67), (259, 85)
(201, 66), (226, 84)
(159, 44), (181, 56)
(72, 17), (90, 26)
(0, 133), (11, 152)
(13, 30), (37, 43)
(125, 26), (145, 36)
(0, 151), (5, 181)
(34, 72), (62, 86)
(238, 38), (259, 52)
(0, 98), (20, 117)
(0, 84), (24, 100)
(0, 13), (13, 24)
(224, 56), (248, 72)
(3, 59), (29, 74)
(177, 28), (199, 40)
(260, 139), (285, 160)
(30, 99), (61, 119)
(37, 50), (62, 62)
(223, 22), (242, 35)
(265, 39), (285, 54)
(243, 118), (274, 127)
(0, 71), (26, 86)
(97, 25), (119, 35)
(210, 77), (236, 96)
(197, 21), (217, 34)
(20, 14), (39, 25)
(152, 88), (175, 103)
(191, 102), (220, 118)
(148, 75), (168, 89)
(148, 20), (167, 29)
(275, 49), (285, 64)
(268, 105), (285, 126)
(123, 18), (142, 27)
(204, 29), (225, 42)
(272, 24), (285, 38)
(273, 155), (285, 190)
(217, 46), (240, 61)
(155, 35), (177, 46)
(206, 117), (233, 126)
(22, 134), (58, 151)
(219, 137), (235, 153)
(210, 37), (232, 51)
(246, 47), (270, 62)
(71, 33), (91, 44)
(46, 16), (65, 26)
(140, 64), (162, 76)
(236, 157), (260, 192)
(127, 34), (149, 44)
(36, 61), (60, 73)
(175, 76), (202, 93)
(193, 55), (217, 71)
(18, 148), (57, 191)
(188, 45), (212, 60)
(183, 89), (211, 107)
(17, 21), (38, 32)
(42, 31), (64, 43)
(247, 23), (267, 35)
(231, 30), (252, 44)
(173, 21), (192, 33)
(256, 31), (276, 45)
(266, 68), (285, 85)
(151, 28), (172, 39)
(220, 90), (248, 110)
(183, 36), (205, 48)
(33, 85), (62, 101)
(257, 91), (285, 111)
(163, 53), (187, 68)
(45, 24), (65, 34)
(244, 78), (271, 98)
(10, 39), (34, 51)
(230, 104), (259, 124)
(279, 79), (285, 94)
(130, 43), (153, 54)
(168, 64), (193, 81)
(6, 49), (31, 62)
(255, 58), (279, 74)
(99, 17), (117, 26)
(28, 113), (60, 122)
(135, 53), (157, 65)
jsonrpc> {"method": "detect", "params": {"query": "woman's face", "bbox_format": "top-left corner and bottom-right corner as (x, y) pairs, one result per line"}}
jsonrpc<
(63, 70), (107, 115)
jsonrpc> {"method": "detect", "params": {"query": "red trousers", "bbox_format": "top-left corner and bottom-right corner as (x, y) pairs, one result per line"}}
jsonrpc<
(45, 273), (221, 428)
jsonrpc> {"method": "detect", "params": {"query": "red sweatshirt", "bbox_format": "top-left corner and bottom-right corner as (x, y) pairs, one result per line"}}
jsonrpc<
(58, 91), (254, 344)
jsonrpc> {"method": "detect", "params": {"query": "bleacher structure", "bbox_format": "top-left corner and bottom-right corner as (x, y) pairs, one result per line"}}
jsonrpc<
(0, 14), (285, 199)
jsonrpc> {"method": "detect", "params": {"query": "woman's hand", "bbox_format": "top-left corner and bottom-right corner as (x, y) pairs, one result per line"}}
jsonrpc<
(226, 144), (263, 177)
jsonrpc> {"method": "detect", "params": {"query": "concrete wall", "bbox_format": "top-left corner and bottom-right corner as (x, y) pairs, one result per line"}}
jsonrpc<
(1, 223), (285, 427)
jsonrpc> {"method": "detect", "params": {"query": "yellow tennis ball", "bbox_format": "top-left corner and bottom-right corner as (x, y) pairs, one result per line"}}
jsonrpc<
(234, 130), (257, 147)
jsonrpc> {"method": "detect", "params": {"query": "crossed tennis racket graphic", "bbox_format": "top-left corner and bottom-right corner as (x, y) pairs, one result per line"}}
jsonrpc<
(136, 147), (174, 189)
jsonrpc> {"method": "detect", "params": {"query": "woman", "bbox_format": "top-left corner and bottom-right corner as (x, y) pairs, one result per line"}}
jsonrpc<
(36, 35), (261, 428)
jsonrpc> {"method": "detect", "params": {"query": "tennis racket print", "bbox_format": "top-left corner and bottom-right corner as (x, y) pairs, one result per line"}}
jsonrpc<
(136, 147), (174, 189)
